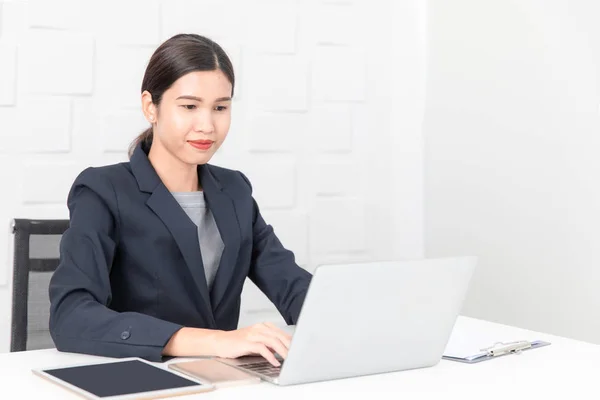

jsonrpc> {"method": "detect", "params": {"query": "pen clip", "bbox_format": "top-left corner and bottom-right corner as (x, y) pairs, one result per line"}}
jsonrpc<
(480, 341), (532, 357)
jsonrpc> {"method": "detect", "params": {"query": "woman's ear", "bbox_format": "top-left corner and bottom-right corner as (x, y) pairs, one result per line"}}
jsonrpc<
(141, 90), (156, 124)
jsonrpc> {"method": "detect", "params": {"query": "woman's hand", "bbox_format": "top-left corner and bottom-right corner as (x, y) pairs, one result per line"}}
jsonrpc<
(163, 322), (292, 366)
(213, 322), (292, 366)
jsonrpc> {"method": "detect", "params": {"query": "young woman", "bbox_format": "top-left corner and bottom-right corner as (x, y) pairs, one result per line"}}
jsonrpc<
(48, 33), (312, 367)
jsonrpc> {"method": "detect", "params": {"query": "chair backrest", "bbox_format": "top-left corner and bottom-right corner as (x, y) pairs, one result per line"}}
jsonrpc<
(11, 218), (69, 352)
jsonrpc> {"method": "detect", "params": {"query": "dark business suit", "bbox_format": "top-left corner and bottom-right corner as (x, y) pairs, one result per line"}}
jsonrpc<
(48, 143), (312, 361)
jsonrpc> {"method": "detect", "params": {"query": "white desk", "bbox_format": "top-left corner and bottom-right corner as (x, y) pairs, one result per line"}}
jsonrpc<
(2, 317), (599, 400)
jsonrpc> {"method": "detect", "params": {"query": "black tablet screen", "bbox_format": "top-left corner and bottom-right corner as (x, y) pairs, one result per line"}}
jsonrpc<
(43, 360), (202, 398)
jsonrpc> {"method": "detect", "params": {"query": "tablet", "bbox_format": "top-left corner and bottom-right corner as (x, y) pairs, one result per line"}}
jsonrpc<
(32, 358), (215, 399)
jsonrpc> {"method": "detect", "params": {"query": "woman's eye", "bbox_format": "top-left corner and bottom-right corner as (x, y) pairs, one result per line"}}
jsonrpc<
(182, 105), (196, 110)
(215, 106), (228, 112)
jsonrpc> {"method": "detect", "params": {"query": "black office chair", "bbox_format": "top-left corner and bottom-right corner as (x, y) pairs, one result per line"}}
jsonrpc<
(11, 218), (69, 352)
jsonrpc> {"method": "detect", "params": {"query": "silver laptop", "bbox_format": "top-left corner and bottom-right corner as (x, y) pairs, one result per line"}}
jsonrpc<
(217, 257), (476, 386)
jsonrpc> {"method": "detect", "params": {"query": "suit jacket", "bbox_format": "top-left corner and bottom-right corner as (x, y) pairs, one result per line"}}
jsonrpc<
(48, 143), (312, 361)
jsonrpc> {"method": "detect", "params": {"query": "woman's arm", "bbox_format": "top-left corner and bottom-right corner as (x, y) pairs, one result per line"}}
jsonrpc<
(49, 168), (183, 362)
(239, 172), (313, 325)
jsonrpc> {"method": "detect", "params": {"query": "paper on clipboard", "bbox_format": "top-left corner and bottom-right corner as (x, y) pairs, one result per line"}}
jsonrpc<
(443, 317), (551, 362)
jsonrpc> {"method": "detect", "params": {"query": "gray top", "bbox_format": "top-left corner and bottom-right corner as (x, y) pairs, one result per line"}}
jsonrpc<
(171, 191), (224, 290)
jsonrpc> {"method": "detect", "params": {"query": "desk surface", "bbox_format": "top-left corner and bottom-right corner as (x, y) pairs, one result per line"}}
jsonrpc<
(2, 317), (599, 400)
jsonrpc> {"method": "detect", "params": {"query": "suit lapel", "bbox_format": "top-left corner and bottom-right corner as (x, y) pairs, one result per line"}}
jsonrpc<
(146, 186), (215, 325)
(200, 165), (242, 315)
(130, 144), (216, 327)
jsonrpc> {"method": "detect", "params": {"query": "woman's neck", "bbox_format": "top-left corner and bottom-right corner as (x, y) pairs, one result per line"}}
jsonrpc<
(148, 143), (200, 192)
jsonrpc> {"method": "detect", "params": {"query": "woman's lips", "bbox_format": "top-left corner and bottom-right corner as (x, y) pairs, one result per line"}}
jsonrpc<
(188, 140), (214, 150)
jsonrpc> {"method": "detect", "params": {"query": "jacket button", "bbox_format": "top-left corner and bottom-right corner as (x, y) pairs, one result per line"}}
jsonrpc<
(121, 331), (130, 340)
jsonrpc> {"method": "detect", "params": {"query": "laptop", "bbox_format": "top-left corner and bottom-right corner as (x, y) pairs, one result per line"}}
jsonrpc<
(217, 257), (476, 386)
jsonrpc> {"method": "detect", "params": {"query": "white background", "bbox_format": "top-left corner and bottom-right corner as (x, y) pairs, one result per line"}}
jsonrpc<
(0, 0), (426, 352)
(3, 0), (598, 355)
(425, 0), (600, 344)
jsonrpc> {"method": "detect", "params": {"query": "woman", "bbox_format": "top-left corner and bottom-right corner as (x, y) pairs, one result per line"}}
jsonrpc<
(48, 33), (312, 367)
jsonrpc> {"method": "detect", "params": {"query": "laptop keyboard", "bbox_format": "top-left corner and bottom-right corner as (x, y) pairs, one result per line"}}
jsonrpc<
(238, 360), (284, 378)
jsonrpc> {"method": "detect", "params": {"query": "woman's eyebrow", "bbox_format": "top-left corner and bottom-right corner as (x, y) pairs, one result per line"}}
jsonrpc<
(176, 95), (232, 102)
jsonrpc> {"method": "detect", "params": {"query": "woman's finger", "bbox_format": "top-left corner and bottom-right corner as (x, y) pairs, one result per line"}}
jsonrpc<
(255, 334), (289, 359)
(252, 343), (280, 367)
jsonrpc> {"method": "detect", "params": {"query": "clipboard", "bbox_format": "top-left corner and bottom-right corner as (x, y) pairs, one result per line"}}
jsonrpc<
(442, 339), (551, 363)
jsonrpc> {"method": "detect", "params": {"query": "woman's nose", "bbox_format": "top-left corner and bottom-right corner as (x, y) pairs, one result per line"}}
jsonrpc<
(193, 111), (214, 134)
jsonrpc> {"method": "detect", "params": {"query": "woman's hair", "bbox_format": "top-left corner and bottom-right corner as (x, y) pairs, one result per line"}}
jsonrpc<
(129, 33), (235, 158)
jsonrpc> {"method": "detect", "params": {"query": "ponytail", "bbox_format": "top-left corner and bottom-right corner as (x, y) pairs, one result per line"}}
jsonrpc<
(128, 127), (153, 158)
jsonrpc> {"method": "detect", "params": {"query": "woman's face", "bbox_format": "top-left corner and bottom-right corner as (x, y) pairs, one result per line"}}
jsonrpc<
(146, 70), (233, 165)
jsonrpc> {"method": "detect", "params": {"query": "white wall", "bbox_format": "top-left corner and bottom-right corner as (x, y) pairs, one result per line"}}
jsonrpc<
(0, 0), (426, 352)
(425, 0), (600, 343)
